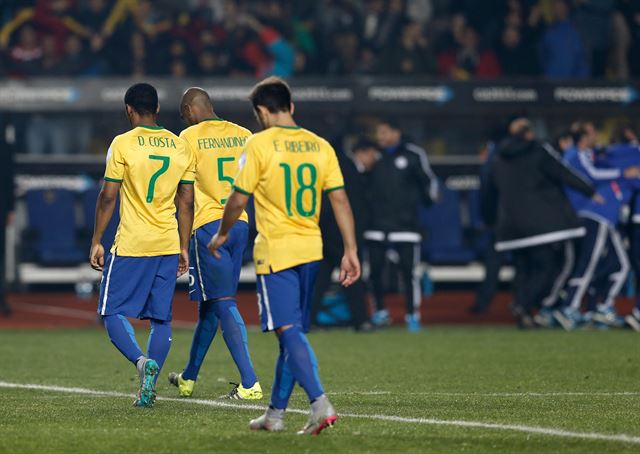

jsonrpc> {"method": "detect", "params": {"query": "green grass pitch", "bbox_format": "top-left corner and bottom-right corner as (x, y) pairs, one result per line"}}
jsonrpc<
(0, 326), (638, 453)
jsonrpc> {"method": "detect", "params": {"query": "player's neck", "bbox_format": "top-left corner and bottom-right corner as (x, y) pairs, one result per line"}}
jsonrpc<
(269, 112), (296, 129)
(132, 115), (159, 129)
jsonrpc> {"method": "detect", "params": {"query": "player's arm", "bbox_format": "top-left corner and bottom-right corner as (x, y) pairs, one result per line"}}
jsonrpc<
(208, 189), (249, 258)
(90, 180), (120, 271)
(328, 188), (361, 287)
(175, 182), (194, 277)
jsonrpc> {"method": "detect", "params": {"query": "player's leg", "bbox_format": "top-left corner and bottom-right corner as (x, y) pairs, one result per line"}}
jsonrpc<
(591, 227), (628, 327)
(177, 300), (219, 382)
(138, 254), (179, 404)
(251, 263), (336, 435)
(212, 221), (261, 398)
(367, 238), (390, 326)
(309, 246), (340, 329)
(626, 222), (640, 331)
(554, 218), (607, 330)
(169, 225), (219, 395)
(397, 241), (422, 332)
(102, 314), (145, 363)
(510, 248), (535, 328)
(526, 244), (559, 312)
(98, 253), (158, 407)
(0, 219), (11, 316)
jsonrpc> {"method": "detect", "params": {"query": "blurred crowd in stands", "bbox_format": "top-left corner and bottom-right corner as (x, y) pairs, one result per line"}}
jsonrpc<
(2, 0), (640, 80)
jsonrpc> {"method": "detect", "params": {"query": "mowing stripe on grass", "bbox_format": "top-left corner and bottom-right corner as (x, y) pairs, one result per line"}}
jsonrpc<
(327, 391), (640, 397)
(0, 381), (639, 445)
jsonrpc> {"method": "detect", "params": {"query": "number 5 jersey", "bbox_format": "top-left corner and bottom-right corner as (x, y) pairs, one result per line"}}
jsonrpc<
(179, 117), (251, 230)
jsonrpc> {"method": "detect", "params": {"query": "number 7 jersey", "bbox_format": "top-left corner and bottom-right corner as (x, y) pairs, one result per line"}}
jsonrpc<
(104, 125), (195, 256)
(179, 118), (251, 230)
(233, 125), (344, 274)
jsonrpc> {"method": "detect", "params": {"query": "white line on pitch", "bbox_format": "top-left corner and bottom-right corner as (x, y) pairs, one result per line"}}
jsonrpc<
(0, 381), (639, 445)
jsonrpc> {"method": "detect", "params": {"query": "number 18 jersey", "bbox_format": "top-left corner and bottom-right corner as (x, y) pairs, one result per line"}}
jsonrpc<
(233, 125), (344, 274)
(104, 125), (195, 256)
(179, 118), (251, 230)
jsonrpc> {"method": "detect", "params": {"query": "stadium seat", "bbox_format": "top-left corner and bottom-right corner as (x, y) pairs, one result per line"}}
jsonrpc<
(81, 187), (120, 254)
(421, 188), (476, 264)
(24, 189), (85, 265)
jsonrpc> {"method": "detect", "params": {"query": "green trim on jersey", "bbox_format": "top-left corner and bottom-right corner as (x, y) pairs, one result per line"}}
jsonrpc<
(179, 180), (195, 184)
(233, 185), (252, 196)
(205, 117), (224, 122)
(323, 185), (344, 193)
(138, 125), (164, 130)
(274, 125), (301, 130)
(104, 177), (123, 183)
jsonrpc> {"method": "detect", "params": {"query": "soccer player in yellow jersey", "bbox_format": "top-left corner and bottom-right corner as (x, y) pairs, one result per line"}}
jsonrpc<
(209, 77), (361, 435)
(167, 88), (262, 400)
(89, 83), (195, 408)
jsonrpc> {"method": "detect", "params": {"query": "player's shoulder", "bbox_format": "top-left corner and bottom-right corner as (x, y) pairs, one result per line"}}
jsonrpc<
(245, 128), (272, 147)
(222, 119), (252, 137)
(178, 123), (199, 140)
(109, 129), (135, 151)
(296, 127), (335, 154)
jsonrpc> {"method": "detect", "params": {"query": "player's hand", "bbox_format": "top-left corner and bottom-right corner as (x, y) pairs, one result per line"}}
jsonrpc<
(592, 193), (605, 205)
(177, 249), (189, 277)
(624, 166), (640, 179)
(89, 243), (105, 272)
(208, 232), (228, 259)
(339, 250), (361, 287)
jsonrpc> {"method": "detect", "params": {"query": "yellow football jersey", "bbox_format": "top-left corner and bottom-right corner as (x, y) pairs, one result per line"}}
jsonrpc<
(233, 125), (345, 274)
(104, 125), (196, 256)
(179, 118), (250, 230)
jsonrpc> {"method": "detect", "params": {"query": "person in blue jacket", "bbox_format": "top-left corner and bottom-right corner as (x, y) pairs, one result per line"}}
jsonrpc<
(554, 124), (639, 330)
(606, 126), (640, 332)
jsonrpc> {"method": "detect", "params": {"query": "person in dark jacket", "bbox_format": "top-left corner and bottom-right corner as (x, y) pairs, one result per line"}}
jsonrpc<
(481, 118), (597, 327)
(365, 118), (439, 332)
(0, 114), (16, 316)
(311, 138), (379, 332)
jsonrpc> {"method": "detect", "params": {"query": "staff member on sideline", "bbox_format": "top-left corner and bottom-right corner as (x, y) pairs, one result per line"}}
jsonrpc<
(312, 138), (379, 332)
(365, 118), (439, 332)
(0, 114), (15, 317)
(481, 118), (597, 328)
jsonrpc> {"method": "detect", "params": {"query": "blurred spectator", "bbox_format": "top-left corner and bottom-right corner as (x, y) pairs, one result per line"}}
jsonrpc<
(573, 0), (614, 78)
(8, 25), (42, 76)
(437, 25), (502, 79)
(539, 0), (590, 79)
(1, 1), (640, 79)
(328, 29), (361, 75)
(60, 34), (94, 75)
(377, 20), (436, 75)
(496, 25), (539, 76)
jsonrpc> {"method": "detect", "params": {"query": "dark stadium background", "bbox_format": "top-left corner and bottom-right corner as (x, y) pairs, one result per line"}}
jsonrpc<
(1, 0), (639, 326)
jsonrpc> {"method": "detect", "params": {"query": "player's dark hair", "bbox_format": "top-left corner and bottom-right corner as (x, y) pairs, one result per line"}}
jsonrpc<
(124, 83), (159, 116)
(378, 117), (401, 131)
(612, 123), (637, 144)
(249, 77), (292, 113)
(352, 137), (378, 153)
(572, 126), (589, 145)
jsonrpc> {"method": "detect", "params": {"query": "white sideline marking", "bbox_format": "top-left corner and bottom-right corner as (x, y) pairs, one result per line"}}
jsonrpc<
(327, 391), (640, 397)
(0, 381), (639, 445)
(16, 303), (195, 329)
